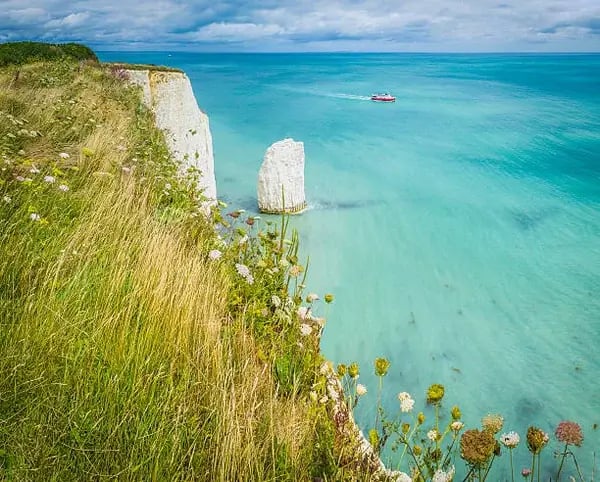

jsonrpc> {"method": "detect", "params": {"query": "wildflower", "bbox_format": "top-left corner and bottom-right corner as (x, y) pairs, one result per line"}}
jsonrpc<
(337, 364), (347, 377)
(58, 184), (69, 192)
(460, 429), (496, 467)
(501, 431), (520, 448)
(245, 217), (255, 226)
(433, 466), (455, 482)
(3, 196), (10, 203)
(356, 384), (367, 396)
(15, 176), (25, 182)
(319, 395), (328, 404)
(309, 391), (318, 402)
(208, 249), (222, 260)
(398, 392), (415, 413)
(306, 293), (319, 303)
(427, 429), (439, 442)
(297, 306), (309, 320)
(82, 147), (94, 157)
(413, 445), (422, 456)
(555, 421), (583, 447)
(324, 293), (334, 303)
(30, 213), (41, 221)
(451, 421), (465, 432)
(278, 258), (289, 267)
(59, 152), (70, 159)
(417, 412), (425, 424)
(320, 362), (331, 375)
(30, 167), (40, 174)
(451, 405), (462, 420)
(426, 383), (445, 404)
(44, 175), (55, 183)
(348, 362), (359, 378)
(526, 426), (549, 454)
(374, 357), (390, 377)
(289, 264), (303, 277)
(482, 414), (504, 434)
(122, 166), (131, 173)
(271, 295), (281, 307)
(395, 473), (412, 482)
(235, 263), (254, 284)
(299, 324), (312, 336)
(402, 423), (410, 434)
(522, 468), (532, 477)
(238, 234), (248, 245)
(164, 182), (172, 190)
(228, 210), (240, 218)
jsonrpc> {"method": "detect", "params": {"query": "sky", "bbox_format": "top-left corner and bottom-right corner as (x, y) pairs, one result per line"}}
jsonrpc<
(1, 0), (599, 52)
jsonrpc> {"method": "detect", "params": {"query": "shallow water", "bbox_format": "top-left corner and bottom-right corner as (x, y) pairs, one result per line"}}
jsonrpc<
(101, 51), (600, 477)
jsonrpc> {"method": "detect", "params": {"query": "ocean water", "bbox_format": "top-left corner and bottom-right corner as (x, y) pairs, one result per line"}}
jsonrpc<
(100, 51), (600, 477)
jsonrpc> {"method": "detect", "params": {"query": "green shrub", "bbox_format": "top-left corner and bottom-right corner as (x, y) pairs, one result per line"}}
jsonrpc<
(0, 41), (97, 67)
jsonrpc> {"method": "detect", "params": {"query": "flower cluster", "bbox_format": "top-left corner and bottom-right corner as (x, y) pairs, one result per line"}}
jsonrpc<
(526, 426), (549, 455)
(460, 428), (496, 467)
(555, 420), (583, 447)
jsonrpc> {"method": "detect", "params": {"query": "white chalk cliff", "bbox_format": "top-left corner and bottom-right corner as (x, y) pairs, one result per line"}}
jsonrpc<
(125, 69), (217, 202)
(257, 138), (306, 214)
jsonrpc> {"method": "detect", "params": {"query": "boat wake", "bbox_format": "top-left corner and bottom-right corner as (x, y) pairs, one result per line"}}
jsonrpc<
(275, 86), (371, 101)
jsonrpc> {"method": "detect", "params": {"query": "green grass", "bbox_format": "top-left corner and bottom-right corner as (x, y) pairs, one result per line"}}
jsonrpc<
(104, 62), (184, 73)
(0, 42), (97, 67)
(0, 58), (345, 481)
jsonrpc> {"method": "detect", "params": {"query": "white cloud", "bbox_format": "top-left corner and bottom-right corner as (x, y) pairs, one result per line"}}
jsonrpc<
(0, 0), (598, 51)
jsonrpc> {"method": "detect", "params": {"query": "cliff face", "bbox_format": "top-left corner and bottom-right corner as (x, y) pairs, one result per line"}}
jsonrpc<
(125, 69), (217, 202)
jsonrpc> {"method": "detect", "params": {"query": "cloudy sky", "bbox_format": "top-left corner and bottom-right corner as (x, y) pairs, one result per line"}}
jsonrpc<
(1, 0), (599, 52)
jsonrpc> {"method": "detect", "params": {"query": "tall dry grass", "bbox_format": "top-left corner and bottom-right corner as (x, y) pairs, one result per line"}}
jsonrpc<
(0, 60), (338, 481)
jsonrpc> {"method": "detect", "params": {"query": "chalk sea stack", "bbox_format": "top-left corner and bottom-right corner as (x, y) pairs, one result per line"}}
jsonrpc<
(257, 138), (306, 214)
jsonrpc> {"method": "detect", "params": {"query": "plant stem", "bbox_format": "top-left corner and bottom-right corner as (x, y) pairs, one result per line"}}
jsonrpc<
(461, 466), (475, 482)
(571, 452), (586, 482)
(510, 448), (515, 482)
(556, 443), (568, 481)
(482, 454), (496, 481)
(537, 453), (541, 482)
(531, 453), (536, 481)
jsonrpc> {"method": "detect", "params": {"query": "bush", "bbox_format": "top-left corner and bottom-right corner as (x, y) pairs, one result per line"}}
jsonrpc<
(0, 41), (97, 67)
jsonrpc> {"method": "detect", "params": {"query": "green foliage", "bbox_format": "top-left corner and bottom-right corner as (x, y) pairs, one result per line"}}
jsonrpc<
(0, 41), (98, 67)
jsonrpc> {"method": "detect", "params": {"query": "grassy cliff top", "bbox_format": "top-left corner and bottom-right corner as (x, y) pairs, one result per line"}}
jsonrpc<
(0, 41), (98, 67)
(104, 61), (184, 73)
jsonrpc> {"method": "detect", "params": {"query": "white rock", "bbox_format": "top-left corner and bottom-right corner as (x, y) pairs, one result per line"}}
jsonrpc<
(257, 138), (306, 214)
(125, 69), (217, 203)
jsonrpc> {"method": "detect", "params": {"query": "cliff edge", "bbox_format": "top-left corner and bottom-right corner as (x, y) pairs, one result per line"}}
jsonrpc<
(125, 69), (217, 202)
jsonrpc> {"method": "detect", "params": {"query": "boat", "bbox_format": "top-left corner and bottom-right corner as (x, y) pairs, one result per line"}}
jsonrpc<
(371, 93), (395, 102)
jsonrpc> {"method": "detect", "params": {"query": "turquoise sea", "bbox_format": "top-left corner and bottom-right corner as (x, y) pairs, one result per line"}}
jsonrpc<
(100, 51), (600, 477)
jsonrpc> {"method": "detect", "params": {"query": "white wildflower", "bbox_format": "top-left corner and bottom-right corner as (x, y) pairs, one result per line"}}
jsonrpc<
(394, 472), (412, 482)
(309, 391), (318, 402)
(43, 175), (55, 183)
(238, 234), (248, 245)
(271, 295), (281, 307)
(299, 323), (312, 336)
(164, 182), (172, 190)
(58, 184), (69, 192)
(235, 263), (250, 278)
(319, 362), (331, 375)
(356, 384), (367, 396)
(122, 166), (131, 173)
(311, 316), (326, 328)
(15, 176), (25, 182)
(398, 392), (415, 413)
(500, 431), (520, 448)
(245, 273), (254, 284)
(319, 395), (328, 404)
(30, 213), (40, 221)
(427, 429), (439, 442)
(451, 421), (464, 432)
(208, 249), (222, 260)
(30, 167), (40, 174)
(306, 293), (319, 302)
(433, 466), (455, 482)
(297, 306), (309, 320)
(59, 152), (70, 159)
(278, 258), (289, 268)
(3, 196), (10, 203)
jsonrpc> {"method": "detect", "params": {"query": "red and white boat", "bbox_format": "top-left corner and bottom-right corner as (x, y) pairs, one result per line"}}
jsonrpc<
(371, 93), (395, 102)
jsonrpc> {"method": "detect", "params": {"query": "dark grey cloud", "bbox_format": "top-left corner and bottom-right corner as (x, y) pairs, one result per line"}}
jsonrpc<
(0, 0), (598, 51)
